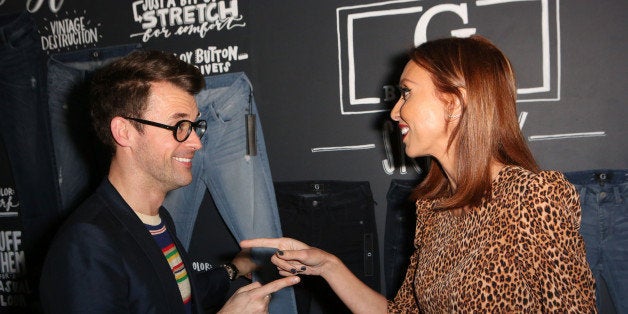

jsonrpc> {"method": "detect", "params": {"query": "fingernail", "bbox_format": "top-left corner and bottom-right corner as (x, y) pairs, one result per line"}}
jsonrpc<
(300, 266), (306, 271)
(290, 268), (297, 274)
(277, 250), (284, 256)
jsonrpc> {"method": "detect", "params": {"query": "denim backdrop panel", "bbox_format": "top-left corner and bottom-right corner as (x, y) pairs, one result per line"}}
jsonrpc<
(163, 72), (296, 314)
(0, 12), (61, 309)
(384, 179), (423, 299)
(275, 180), (379, 314)
(565, 169), (628, 314)
(47, 44), (141, 215)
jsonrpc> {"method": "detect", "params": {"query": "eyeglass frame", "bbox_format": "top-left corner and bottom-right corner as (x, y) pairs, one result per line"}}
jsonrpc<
(123, 116), (207, 142)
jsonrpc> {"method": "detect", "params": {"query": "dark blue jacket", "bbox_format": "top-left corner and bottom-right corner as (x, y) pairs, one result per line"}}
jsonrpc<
(40, 179), (229, 313)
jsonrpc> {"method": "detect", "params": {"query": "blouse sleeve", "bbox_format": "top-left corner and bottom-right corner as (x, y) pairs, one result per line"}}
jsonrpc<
(514, 171), (596, 312)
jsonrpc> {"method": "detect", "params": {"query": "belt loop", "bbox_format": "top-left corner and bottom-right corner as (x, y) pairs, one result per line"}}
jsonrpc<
(613, 186), (622, 204)
(579, 186), (587, 205)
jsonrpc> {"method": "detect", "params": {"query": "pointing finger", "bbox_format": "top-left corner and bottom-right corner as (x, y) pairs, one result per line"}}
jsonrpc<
(233, 281), (262, 293)
(240, 238), (283, 249)
(252, 276), (301, 298)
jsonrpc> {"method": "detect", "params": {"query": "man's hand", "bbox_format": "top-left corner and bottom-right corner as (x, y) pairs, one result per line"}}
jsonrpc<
(217, 276), (300, 313)
(231, 248), (257, 280)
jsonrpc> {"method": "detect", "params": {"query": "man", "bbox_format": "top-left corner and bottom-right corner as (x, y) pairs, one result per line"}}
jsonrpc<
(39, 50), (299, 313)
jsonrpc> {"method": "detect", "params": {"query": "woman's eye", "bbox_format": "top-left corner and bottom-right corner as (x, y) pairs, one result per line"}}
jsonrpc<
(398, 86), (411, 101)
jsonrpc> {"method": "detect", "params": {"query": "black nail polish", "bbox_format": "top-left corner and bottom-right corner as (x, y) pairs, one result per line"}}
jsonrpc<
(290, 268), (297, 274)
(300, 266), (306, 271)
(277, 250), (284, 256)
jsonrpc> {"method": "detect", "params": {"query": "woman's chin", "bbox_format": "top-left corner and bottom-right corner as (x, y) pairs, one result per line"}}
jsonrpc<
(403, 145), (417, 158)
(404, 148), (429, 159)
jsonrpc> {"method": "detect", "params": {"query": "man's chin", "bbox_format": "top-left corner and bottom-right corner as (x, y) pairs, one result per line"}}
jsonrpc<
(169, 176), (193, 191)
(180, 177), (193, 187)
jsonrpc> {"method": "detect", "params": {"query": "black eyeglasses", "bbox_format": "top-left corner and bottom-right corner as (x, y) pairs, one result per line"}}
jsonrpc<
(124, 117), (207, 142)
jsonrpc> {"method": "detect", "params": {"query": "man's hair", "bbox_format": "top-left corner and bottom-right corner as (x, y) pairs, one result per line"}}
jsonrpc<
(410, 35), (540, 209)
(89, 50), (204, 151)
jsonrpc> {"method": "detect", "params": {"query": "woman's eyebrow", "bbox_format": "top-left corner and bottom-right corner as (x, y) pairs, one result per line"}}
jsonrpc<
(399, 77), (416, 86)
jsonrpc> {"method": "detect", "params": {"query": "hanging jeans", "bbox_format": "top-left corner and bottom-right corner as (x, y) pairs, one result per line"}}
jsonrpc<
(163, 72), (296, 314)
(274, 181), (380, 314)
(0, 11), (60, 311)
(383, 179), (421, 299)
(47, 44), (140, 216)
(564, 169), (628, 313)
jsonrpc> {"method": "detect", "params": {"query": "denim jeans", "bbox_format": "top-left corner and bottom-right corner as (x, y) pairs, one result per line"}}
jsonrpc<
(47, 44), (140, 215)
(0, 11), (61, 310)
(163, 72), (296, 314)
(564, 169), (628, 313)
(274, 181), (380, 314)
(383, 179), (422, 299)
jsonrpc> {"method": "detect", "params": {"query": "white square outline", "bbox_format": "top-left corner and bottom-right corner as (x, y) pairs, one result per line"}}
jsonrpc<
(336, 0), (561, 115)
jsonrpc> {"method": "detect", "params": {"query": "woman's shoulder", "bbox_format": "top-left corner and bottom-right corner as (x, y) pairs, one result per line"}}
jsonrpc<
(498, 165), (573, 193)
(498, 165), (580, 223)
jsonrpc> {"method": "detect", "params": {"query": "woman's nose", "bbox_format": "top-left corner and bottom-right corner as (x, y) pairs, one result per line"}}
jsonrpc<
(390, 99), (402, 121)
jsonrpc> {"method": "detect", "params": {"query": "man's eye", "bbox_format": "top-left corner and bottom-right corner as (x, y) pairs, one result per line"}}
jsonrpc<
(398, 86), (411, 100)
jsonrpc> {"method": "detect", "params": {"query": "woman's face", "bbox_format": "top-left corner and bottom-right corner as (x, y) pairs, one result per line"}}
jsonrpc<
(390, 61), (456, 159)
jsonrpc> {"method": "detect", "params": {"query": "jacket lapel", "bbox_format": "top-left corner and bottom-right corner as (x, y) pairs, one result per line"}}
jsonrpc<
(97, 180), (187, 313)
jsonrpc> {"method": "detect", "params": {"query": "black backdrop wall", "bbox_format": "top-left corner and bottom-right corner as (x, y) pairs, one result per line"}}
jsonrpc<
(0, 0), (626, 312)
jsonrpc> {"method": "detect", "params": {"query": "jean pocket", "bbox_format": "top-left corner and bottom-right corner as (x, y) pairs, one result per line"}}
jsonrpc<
(211, 100), (246, 123)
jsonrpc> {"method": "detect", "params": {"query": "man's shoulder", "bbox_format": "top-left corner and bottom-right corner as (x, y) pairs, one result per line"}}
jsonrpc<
(56, 186), (132, 240)
(64, 179), (129, 223)
(65, 192), (114, 223)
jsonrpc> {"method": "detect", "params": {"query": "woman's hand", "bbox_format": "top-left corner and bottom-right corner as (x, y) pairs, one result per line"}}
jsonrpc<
(240, 237), (338, 277)
(241, 237), (387, 313)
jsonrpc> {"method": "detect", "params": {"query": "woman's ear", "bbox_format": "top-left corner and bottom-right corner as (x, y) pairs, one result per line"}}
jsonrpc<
(446, 88), (466, 117)
(442, 96), (460, 120)
(110, 117), (132, 147)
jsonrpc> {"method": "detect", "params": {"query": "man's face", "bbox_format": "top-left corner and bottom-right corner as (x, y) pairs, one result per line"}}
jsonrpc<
(133, 81), (202, 192)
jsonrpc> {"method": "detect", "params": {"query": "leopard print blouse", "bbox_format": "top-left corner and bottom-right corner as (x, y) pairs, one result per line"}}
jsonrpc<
(388, 165), (596, 313)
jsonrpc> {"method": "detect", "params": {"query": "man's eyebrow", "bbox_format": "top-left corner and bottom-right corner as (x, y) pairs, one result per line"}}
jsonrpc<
(169, 111), (200, 120)
(170, 112), (190, 120)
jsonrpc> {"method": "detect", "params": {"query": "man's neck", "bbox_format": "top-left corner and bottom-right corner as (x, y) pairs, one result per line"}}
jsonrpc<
(108, 159), (165, 216)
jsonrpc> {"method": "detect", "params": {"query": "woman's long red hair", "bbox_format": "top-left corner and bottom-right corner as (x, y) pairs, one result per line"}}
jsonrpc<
(410, 35), (539, 209)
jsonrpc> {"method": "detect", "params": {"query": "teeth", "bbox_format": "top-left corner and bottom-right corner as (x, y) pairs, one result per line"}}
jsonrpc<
(173, 157), (192, 163)
(400, 127), (409, 135)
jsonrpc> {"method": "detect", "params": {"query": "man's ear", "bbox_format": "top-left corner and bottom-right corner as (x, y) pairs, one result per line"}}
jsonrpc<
(110, 117), (132, 147)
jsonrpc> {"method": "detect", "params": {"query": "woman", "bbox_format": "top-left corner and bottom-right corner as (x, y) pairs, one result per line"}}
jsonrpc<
(242, 36), (596, 313)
